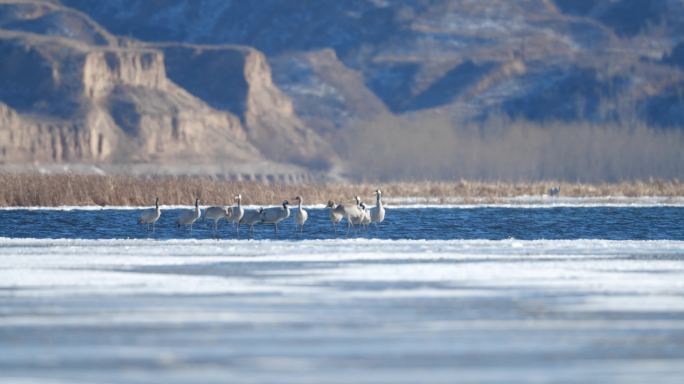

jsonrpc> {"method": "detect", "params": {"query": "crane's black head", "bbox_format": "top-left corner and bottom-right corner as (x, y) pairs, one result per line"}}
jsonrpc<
(326, 200), (335, 208)
(282, 200), (289, 207)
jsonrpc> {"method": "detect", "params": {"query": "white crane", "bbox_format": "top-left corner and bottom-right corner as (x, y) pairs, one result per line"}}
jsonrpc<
(326, 200), (343, 234)
(370, 189), (385, 224)
(293, 196), (308, 233)
(138, 197), (161, 231)
(204, 204), (232, 236)
(239, 208), (263, 235)
(230, 194), (245, 235)
(177, 198), (201, 232)
(260, 200), (290, 235)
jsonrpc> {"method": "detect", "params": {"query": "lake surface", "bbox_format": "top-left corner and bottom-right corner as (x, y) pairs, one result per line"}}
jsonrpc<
(1, 206), (683, 383)
(0, 206), (682, 240)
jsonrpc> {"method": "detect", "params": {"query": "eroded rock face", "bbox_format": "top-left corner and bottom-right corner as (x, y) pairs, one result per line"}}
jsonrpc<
(0, 0), (336, 172)
(242, 48), (336, 169)
(159, 44), (336, 168)
(0, 33), (258, 164)
(0, 101), (101, 162)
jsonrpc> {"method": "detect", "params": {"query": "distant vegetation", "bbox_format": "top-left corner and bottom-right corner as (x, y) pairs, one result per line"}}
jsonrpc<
(0, 174), (681, 207)
(338, 114), (684, 182)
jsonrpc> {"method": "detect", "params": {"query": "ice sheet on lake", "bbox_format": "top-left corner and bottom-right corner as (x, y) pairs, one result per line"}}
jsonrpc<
(1, 238), (684, 383)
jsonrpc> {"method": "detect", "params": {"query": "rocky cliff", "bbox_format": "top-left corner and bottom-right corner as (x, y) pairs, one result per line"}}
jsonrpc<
(0, 30), (256, 164)
(0, 0), (335, 175)
(158, 44), (335, 169)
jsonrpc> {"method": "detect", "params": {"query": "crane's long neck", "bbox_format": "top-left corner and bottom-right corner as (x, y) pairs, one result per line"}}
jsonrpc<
(298, 200), (302, 210)
(237, 197), (241, 208)
(377, 193), (382, 208)
(155, 200), (159, 213)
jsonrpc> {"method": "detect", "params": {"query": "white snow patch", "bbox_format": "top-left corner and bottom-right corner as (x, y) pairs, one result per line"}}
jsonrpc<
(2, 237), (684, 382)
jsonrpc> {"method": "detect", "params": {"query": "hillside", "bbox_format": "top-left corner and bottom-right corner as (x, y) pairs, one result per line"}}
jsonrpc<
(0, 0), (335, 178)
(1, 0), (684, 181)
(61, 0), (684, 127)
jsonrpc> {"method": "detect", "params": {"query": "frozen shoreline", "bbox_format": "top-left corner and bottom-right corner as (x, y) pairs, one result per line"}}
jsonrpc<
(1, 195), (683, 210)
(2, 236), (684, 247)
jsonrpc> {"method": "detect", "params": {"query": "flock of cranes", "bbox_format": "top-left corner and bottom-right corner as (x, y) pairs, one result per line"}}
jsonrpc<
(137, 190), (385, 236)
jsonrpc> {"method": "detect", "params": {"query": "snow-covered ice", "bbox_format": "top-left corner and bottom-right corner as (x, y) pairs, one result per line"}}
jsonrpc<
(1, 238), (684, 383)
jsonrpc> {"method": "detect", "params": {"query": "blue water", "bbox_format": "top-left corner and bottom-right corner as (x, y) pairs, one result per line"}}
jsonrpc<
(0, 207), (682, 240)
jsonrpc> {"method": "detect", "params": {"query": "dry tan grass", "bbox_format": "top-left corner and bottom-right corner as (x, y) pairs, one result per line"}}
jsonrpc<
(0, 174), (682, 207)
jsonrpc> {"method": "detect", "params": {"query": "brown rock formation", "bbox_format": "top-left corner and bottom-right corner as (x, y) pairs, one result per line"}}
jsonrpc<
(159, 44), (336, 169)
(0, 31), (258, 165)
(0, 0), (337, 175)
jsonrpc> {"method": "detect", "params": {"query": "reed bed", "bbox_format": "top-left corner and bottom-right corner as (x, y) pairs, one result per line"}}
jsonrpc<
(0, 174), (682, 207)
